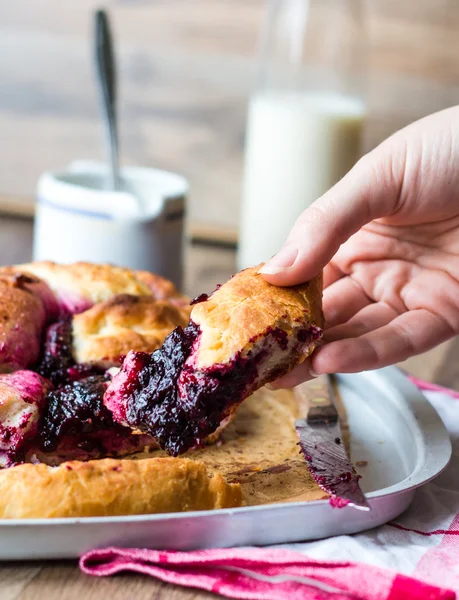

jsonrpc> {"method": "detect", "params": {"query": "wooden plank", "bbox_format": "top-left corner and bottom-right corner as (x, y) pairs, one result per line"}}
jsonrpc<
(0, 196), (239, 246)
(189, 224), (238, 247)
(0, 564), (42, 600)
(0, 196), (34, 218)
(13, 562), (218, 600)
(2, 0), (459, 232)
(0, 217), (33, 265)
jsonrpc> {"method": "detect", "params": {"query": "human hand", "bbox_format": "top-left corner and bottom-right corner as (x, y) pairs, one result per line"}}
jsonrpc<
(260, 106), (459, 386)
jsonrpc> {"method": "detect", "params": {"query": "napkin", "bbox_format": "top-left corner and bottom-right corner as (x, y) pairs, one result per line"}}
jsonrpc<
(80, 546), (453, 599)
(80, 376), (459, 599)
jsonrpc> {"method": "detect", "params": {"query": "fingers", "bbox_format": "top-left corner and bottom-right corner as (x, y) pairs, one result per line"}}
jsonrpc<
(324, 301), (399, 341)
(312, 309), (453, 374)
(272, 307), (454, 389)
(271, 295), (387, 389)
(322, 276), (371, 329)
(259, 148), (403, 286)
(269, 359), (314, 390)
(323, 262), (344, 289)
(271, 301), (394, 389)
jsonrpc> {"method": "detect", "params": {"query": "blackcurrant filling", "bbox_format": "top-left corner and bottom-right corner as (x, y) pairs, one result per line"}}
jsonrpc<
(38, 375), (132, 453)
(189, 283), (221, 306)
(0, 371), (50, 468)
(36, 320), (73, 385)
(105, 323), (200, 456)
(105, 322), (321, 456)
(0, 422), (29, 467)
(36, 319), (102, 386)
(176, 347), (267, 454)
(190, 293), (209, 305)
(32, 321), (138, 460)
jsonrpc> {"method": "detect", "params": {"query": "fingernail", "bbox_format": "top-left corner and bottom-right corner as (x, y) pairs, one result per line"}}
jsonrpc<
(259, 264), (289, 275)
(265, 383), (276, 390)
(309, 366), (320, 378)
(259, 246), (298, 275)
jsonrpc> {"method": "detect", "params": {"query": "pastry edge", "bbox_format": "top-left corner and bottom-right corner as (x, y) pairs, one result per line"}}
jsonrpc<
(0, 457), (243, 518)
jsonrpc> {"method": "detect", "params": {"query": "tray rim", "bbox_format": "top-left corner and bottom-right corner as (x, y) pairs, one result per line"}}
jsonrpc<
(0, 366), (451, 527)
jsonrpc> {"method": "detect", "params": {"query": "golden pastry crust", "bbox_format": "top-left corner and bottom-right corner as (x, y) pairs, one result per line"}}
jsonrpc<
(190, 265), (323, 369)
(72, 295), (191, 366)
(0, 457), (243, 518)
(11, 261), (153, 310)
(0, 275), (47, 371)
(3, 262), (184, 316)
(134, 269), (188, 304)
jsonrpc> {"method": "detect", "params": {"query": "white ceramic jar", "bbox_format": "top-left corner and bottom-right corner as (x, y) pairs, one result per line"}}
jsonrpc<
(34, 161), (188, 289)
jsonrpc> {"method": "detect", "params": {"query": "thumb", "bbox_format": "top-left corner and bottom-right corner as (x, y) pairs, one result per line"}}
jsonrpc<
(259, 147), (403, 286)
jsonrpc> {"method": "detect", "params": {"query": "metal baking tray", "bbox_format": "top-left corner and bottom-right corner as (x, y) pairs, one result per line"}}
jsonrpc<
(0, 367), (451, 560)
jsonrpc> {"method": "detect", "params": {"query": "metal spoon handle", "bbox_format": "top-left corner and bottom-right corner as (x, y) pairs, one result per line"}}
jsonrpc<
(94, 9), (120, 190)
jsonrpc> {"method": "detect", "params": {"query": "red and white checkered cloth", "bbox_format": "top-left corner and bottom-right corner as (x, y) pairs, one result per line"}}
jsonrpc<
(80, 376), (459, 599)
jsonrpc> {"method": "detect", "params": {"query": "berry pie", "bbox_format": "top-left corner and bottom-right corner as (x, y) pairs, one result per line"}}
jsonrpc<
(0, 261), (322, 518)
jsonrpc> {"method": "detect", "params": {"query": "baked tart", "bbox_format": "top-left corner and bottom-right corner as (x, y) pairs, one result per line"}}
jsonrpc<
(0, 261), (322, 518)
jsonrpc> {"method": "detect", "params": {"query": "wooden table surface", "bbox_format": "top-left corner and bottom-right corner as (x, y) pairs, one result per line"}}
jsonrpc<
(0, 215), (457, 599)
(3, 0), (459, 238)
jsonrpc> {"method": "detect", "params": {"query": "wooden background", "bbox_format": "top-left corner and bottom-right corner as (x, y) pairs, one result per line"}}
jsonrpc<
(1, 0), (459, 237)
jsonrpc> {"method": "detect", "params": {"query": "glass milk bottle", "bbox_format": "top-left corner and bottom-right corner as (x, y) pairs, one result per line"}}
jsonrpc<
(238, 0), (366, 269)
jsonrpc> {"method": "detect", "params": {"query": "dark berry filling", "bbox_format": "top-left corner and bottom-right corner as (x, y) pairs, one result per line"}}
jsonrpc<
(176, 348), (266, 454)
(13, 319), (151, 464)
(36, 319), (102, 386)
(264, 327), (289, 351)
(38, 375), (131, 453)
(105, 322), (320, 456)
(36, 319), (74, 385)
(190, 293), (209, 305)
(0, 371), (50, 467)
(44, 428), (149, 461)
(106, 323), (199, 456)
(189, 283), (222, 306)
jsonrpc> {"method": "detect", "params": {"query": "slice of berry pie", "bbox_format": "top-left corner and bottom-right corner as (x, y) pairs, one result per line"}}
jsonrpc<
(104, 266), (323, 455)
